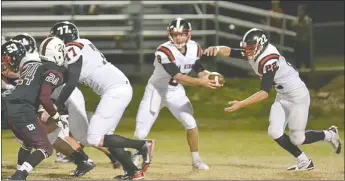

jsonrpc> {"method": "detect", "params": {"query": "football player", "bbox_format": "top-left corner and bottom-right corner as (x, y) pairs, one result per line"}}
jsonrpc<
(204, 28), (342, 171)
(10, 33), (97, 176)
(49, 21), (153, 180)
(1, 35), (19, 96)
(133, 17), (221, 170)
(2, 38), (67, 180)
(12, 33), (120, 173)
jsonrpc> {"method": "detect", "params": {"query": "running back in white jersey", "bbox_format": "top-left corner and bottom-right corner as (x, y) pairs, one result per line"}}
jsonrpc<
(149, 40), (202, 90)
(64, 39), (129, 95)
(248, 44), (305, 93)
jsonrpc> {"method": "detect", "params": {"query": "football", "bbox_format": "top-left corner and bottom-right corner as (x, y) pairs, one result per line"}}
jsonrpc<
(208, 72), (225, 86)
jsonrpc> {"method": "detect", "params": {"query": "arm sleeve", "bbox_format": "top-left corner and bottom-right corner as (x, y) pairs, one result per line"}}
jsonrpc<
(191, 60), (205, 74)
(260, 70), (276, 93)
(260, 58), (279, 93)
(229, 48), (244, 59)
(162, 63), (181, 77)
(39, 70), (64, 116)
(54, 56), (82, 109)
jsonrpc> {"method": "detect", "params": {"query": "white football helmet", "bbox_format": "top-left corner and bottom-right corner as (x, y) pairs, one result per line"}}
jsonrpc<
(39, 37), (65, 66)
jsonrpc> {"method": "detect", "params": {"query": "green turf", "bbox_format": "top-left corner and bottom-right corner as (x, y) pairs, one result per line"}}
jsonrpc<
(2, 130), (344, 180)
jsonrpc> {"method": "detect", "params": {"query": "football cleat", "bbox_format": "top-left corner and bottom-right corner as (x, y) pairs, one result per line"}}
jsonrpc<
(7, 170), (28, 180)
(69, 159), (96, 177)
(192, 159), (210, 170)
(287, 159), (314, 171)
(328, 125), (342, 154)
(138, 139), (155, 172)
(114, 170), (144, 180)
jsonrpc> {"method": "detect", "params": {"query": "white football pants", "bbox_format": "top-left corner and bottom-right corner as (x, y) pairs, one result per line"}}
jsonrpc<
(135, 83), (197, 140)
(87, 85), (133, 146)
(268, 86), (310, 146)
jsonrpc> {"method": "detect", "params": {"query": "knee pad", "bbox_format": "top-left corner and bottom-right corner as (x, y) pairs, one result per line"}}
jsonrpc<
(180, 113), (197, 130)
(185, 122), (197, 130)
(289, 130), (306, 146)
(87, 134), (102, 147)
(268, 125), (284, 139)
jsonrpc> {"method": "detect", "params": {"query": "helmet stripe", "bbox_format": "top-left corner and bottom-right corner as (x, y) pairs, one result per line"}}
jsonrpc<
(41, 37), (54, 56)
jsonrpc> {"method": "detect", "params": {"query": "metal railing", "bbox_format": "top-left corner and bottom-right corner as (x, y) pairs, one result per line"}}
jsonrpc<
(2, 0), (303, 73)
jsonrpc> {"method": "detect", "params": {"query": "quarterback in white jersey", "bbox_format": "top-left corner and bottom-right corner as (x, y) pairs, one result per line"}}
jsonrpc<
(204, 28), (342, 171)
(134, 18), (222, 170)
(49, 21), (153, 179)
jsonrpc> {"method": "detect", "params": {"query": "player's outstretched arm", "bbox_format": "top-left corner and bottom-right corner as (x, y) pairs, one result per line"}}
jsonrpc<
(204, 46), (231, 57)
(204, 46), (244, 59)
(224, 62), (276, 113)
(224, 90), (269, 113)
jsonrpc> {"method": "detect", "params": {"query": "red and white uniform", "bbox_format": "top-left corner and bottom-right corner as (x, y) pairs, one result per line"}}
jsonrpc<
(135, 40), (202, 139)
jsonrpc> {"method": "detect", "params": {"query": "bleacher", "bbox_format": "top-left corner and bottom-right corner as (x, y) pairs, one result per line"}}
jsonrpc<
(2, 1), (299, 76)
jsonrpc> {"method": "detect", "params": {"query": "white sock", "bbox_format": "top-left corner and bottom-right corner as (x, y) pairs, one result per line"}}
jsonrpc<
(191, 152), (200, 161)
(323, 130), (333, 141)
(17, 164), (22, 170)
(19, 162), (33, 173)
(297, 152), (309, 161)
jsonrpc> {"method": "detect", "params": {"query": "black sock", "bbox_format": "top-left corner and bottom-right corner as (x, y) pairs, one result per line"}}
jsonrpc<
(103, 135), (145, 150)
(303, 130), (325, 144)
(274, 133), (303, 158)
(70, 150), (89, 165)
(109, 148), (138, 175)
(105, 149), (118, 163)
(17, 146), (32, 166)
(25, 150), (46, 168)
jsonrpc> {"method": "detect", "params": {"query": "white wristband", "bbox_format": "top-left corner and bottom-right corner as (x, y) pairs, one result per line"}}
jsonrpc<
(51, 112), (60, 120)
(5, 84), (14, 90)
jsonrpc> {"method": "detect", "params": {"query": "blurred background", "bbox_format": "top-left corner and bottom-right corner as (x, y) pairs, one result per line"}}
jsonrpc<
(1, 0), (344, 131)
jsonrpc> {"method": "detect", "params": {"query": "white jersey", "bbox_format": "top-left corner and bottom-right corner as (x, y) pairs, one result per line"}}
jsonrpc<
(148, 40), (202, 90)
(248, 44), (305, 93)
(64, 39), (129, 95)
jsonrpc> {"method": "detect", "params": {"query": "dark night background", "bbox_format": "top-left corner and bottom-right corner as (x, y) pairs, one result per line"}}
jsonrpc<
(232, 1), (344, 23)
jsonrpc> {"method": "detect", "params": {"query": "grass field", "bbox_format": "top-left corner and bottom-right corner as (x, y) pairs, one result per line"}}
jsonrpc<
(2, 71), (343, 180)
(2, 130), (344, 180)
